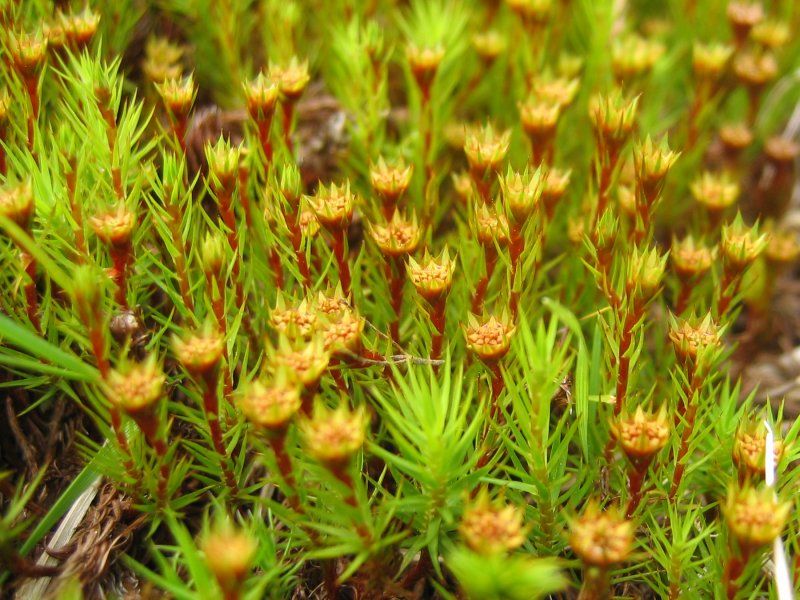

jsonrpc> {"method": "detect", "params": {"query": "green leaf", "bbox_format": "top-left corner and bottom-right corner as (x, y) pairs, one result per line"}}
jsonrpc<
(0, 314), (99, 382)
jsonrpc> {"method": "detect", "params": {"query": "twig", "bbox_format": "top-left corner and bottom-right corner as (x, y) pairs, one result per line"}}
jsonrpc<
(346, 352), (445, 367)
(5, 396), (37, 475)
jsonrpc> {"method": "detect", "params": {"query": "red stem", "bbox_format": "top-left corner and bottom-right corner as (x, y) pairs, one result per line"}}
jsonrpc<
(329, 359), (348, 393)
(614, 305), (642, 416)
(173, 114), (188, 156)
(330, 228), (351, 297)
(24, 75), (38, 152)
(579, 566), (611, 600)
(257, 118), (273, 166)
(300, 384), (318, 417)
(401, 551), (433, 590)
(165, 199), (195, 313)
(625, 463), (649, 518)
(282, 206), (312, 288)
(359, 347), (385, 363)
(0, 126), (6, 175)
(675, 281), (692, 315)
(222, 588), (240, 600)
(633, 209), (650, 246)
(615, 353), (630, 416)
(209, 275), (227, 340)
(717, 270), (741, 318)
(109, 244), (131, 309)
(389, 258), (404, 344)
(237, 168), (253, 231)
(509, 223), (526, 316)
(330, 465), (373, 544)
(420, 94), (436, 232)
(282, 102), (295, 156)
(488, 361), (505, 422)
(470, 168), (493, 206)
(65, 164), (88, 261)
(331, 467), (359, 509)
(472, 246), (497, 313)
(381, 197), (396, 221)
(430, 296), (447, 361)
(20, 252), (41, 333)
(201, 371), (239, 494)
(269, 248), (284, 290)
(99, 103), (118, 161)
(89, 327), (110, 379)
(218, 190), (240, 265)
(217, 189), (257, 345)
(528, 133), (554, 167)
(674, 368), (699, 424)
(109, 406), (138, 479)
(670, 402), (698, 500)
(723, 546), (752, 599)
(269, 435), (296, 492)
(593, 147), (619, 228)
(135, 412), (170, 504)
(509, 223), (525, 272)
(112, 167), (123, 202)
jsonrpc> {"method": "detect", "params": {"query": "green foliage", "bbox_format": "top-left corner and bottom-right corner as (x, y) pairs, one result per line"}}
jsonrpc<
(446, 547), (565, 600)
(0, 0), (798, 598)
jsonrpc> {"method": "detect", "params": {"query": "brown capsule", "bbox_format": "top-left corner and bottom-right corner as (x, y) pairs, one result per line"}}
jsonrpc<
(569, 502), (633, 568)
(407, 248), (456, 302)
(107, 356), (165, 416)
(724, 485), (789, 550)
(319, 308), (365, 357)
(610, 406), (670, 465)
(671, 236), (715, 280)
(460, 490), (527, 556)
(764, 136), (800, 167)
(173, 327), (225, 376)
(142, 37), (183, 84)
(270, 296), (317, 338)
(472, 31), (506, 64)
(157, 75), (197, 121)
(668, 313), (722, 367)
(690, 171), (740, 214)
(733, 51), (778, 89)
(8, 31), (47, 78)
(406, 44), (445, 93)
(299, 403), (368, 468)
(307, 182), (356, 230)
(719, 122), (753, 154)
(733, 423), (785, 477)
(0, 180), (35, 231)
(61, 8), (100, 48)
(720, 216), (768, 273)
(464, 313), (516, 362)
(726, 2), (764, 45)
(765, 230), (800, 265)
(369, 211), (421, 258)
(238, 371), (301, 432)
(269, 57), (310, 102)
(89, 205), (136, 248)
(464, 124), (511, 175)
(202, 527), (256, 593)
(369, 158), (413, 205)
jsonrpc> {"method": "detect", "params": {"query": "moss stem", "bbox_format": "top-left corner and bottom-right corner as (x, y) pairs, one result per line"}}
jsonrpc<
(330, 227), (352, 297)
(200, 370), (239, 494)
